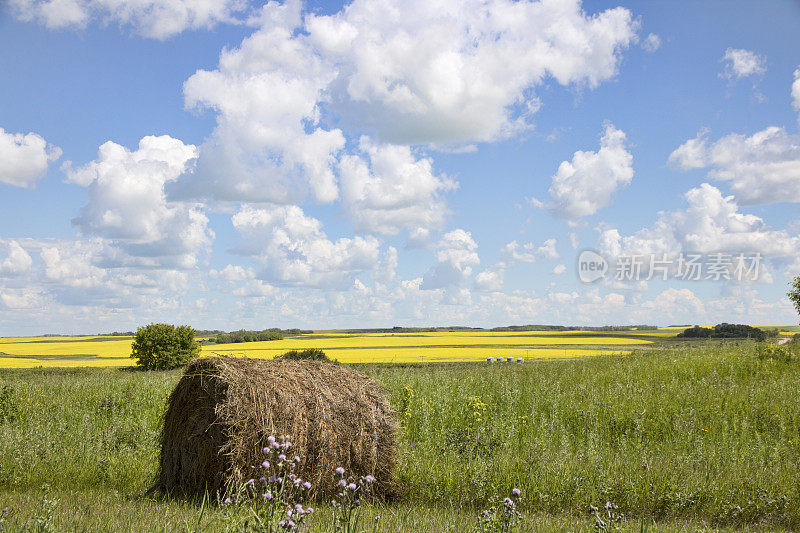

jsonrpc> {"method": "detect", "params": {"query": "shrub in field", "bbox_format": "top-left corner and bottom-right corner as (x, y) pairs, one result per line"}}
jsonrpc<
(130, 323), (200, 370)
(756, 343), (796, 363)
(276, 348), (331, 362)
(0, 384), (17, 424)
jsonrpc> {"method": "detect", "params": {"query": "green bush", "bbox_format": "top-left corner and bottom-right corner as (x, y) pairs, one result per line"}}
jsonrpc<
(210, 329), (283, 344)
(677, 323), (767, 341)
(276, 348), (332, 362)
(756, 343), (796, 363)
(130, 323), (200, 370)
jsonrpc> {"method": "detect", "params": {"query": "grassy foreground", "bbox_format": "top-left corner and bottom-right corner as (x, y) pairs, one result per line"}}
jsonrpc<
(0, 342), (798, 531)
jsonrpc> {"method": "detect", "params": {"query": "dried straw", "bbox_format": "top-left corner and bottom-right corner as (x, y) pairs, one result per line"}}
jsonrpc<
(153, 356), (398, 500)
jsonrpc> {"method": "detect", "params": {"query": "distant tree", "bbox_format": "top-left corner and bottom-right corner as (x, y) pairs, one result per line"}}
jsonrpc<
(211, 329), (283, 344)
(677, 326), (712, 338)
(131, 323), (200, 370)
(712, 323), (766, 341)
(789, 275), (800, 323)
(677, 324), (766, 341)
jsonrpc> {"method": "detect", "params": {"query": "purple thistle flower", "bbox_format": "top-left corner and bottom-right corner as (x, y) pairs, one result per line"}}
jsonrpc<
(293, 455), (301, 463)
(246, 478), (255, 486)
(223, 497), (232, 505)
(512, 488), (521, 497)
(272, 442), (281, 449)
(365, 475), (375, 483)
(264, 491), (273, 501)
(262, 460), (270, 469)
(307, 507), (314, 514)
(267, 435), (276, 444)
(347, 483), (357, 491)
(303, 481), (311, 489)
(338, 479), (346, 487)
(335, 467), (345, 475)
(278, 454), (287, 462)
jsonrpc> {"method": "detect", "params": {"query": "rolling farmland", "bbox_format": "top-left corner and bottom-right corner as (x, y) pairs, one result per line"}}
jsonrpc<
(0, 329), (669, 367)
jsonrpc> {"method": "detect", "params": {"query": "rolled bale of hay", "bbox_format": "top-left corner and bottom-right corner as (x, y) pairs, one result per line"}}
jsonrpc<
(154, 356), (398, 501)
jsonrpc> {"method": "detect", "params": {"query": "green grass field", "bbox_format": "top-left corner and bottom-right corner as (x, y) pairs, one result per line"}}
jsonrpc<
(1, 341), (798, 531)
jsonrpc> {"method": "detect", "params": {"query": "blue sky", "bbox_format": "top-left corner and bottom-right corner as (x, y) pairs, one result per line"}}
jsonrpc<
(1, 0), (799, 334)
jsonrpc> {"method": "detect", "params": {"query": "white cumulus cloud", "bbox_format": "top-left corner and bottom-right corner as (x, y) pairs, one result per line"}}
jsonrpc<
(209, 264), (254, 282)
(231, 204), (381, 287)
(64, 135), (213, 268)
(540, 123), (633, 221)
(421, 229), (480, 290)
(720, 48), (766, 80)
(169, 0), (638, 206)
(339, 138), (457, 235)
(501, 239), (560, 263)
(0, 241), (33, 276)
(0, 127), (61, 188)
(669, 126), (800, 205)
(8, 0), (247, 39)
(599, 183), (800, 260)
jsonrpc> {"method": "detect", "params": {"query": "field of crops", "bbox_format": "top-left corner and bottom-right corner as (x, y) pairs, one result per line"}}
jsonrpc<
(0, 329), (670, 367)
(2, 341), (799, 531)
(2, 326), (795, 367)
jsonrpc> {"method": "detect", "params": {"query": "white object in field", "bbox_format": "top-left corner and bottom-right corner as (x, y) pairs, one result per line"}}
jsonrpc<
(506, 356), (514, 362)
(516, 357), (525, 363)
(486, 357), (495, 362)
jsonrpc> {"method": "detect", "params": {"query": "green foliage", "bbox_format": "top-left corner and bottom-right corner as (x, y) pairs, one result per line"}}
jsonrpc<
(209, 329), (283, 344)
(3, 343), (800, 529)
(130, 323), (200, 370)
(788, 275), (800, 322)
(677, 323), (767, 341)
(0, 384), (17, 424)
(676, 325), (711, 338)
(276, 348), (332, 362)
(756, 343), (796, 363)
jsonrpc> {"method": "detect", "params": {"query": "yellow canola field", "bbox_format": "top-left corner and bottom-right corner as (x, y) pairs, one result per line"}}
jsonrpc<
(0, 335), (130, 344)
(0, 347), (628, 367)
(0, 357), (133, 368)
(208, 347), (629, 363)
(0, 330), (656, 367)
(207, 334), (650, 352)
(0, 339), (133, 358)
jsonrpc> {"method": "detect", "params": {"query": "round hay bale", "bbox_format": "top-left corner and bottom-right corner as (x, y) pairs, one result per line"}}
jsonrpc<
(154, 356), (398, 501)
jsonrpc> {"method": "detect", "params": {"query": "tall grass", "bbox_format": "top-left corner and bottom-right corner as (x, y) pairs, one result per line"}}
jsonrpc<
(0, 341), (798, 530)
